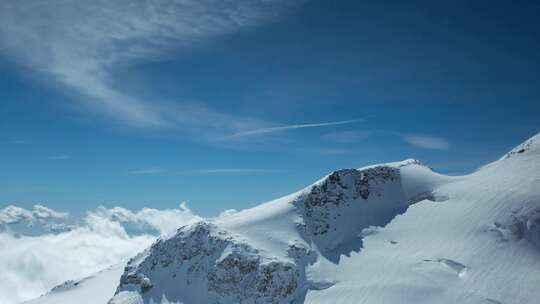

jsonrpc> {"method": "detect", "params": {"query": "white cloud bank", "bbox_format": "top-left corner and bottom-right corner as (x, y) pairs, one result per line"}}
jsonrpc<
(0, 204), (200, 304)
(0, 205), (68, 225)
(0, 0), (294, 129)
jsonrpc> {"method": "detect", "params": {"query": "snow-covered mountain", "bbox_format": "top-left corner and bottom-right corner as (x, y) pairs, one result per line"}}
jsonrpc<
(28, 133), (540, 304)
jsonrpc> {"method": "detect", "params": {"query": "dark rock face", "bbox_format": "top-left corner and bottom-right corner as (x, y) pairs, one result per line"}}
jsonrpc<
(115, 221), (307, 304)
(293, 165), (407, 257)
(297, 166), (400, 235)
(208, 249), (300, 303)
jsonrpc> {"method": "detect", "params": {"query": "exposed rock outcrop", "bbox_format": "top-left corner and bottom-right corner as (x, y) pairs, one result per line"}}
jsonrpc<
(293, 164), (409, 253)
(113, 221), (310, 304)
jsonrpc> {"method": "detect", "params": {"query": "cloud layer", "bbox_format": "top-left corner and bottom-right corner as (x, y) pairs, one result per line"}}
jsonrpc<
(0, 0), (292, 129)
(0, 204), (200, 304)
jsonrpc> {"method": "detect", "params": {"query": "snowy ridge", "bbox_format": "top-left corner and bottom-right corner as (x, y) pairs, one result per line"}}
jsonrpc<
(25, 264), (126, 304)
(109, 159), (449, 303)
(112, 222), (313, 304)
(29, 133), (540, 304)
(502, 134), (538, 159)
(293, 159), (429, 256)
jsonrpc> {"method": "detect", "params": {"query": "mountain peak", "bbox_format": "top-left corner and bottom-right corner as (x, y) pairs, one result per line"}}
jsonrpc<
(28, 134), (540, 304)
(112, 220), (311, 304)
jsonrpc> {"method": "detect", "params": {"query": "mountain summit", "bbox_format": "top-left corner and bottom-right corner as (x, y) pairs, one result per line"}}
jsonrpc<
(29, 133), (540, 304)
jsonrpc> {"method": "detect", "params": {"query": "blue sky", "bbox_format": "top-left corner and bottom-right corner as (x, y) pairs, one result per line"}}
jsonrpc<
(1, 0), (539, 216)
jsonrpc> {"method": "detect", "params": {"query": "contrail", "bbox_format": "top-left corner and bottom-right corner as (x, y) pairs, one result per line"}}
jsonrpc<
(224, 118), (366, 139)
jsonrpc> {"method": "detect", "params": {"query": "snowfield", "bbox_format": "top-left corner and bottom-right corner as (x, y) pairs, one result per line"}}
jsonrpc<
(26, 133), (540, 304)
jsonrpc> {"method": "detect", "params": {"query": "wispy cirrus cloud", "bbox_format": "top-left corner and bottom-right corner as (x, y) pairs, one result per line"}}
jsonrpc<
(223, 119), (365, 139)
(128, 166), (166, 175)
(47, 154), (69, 160)
(0, 140), (30, 145)
(296, 147), (354, 155)
(129, 167), (279, 175)
(324, 130), (450, 150)
(323, 130), (372, 143)
(177, 168), (278, 175)
(0, 1), (295, 129)
(400, 134), (450, 150)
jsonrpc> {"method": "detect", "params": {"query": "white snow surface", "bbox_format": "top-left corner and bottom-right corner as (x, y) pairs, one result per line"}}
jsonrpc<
(28, 133), (540, 304)
(25, 263), (126, 304)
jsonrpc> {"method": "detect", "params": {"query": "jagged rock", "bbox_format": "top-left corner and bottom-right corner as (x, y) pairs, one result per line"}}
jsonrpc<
(113, 221), (307, 304)
(293, 165), (406, 252)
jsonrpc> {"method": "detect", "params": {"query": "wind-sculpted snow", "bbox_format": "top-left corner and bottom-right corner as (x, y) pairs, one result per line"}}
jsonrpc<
(490, 205), (540, 252)
(112, 221), (313, 304)
(524, 209), (540, 251)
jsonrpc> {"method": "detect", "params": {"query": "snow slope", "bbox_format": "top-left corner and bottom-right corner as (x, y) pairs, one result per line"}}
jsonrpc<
(25, 263), (126, 304)
(29, 133), (540, 304)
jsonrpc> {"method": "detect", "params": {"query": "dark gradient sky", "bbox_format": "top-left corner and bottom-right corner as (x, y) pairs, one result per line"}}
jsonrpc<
(1, 0), (538, 215)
